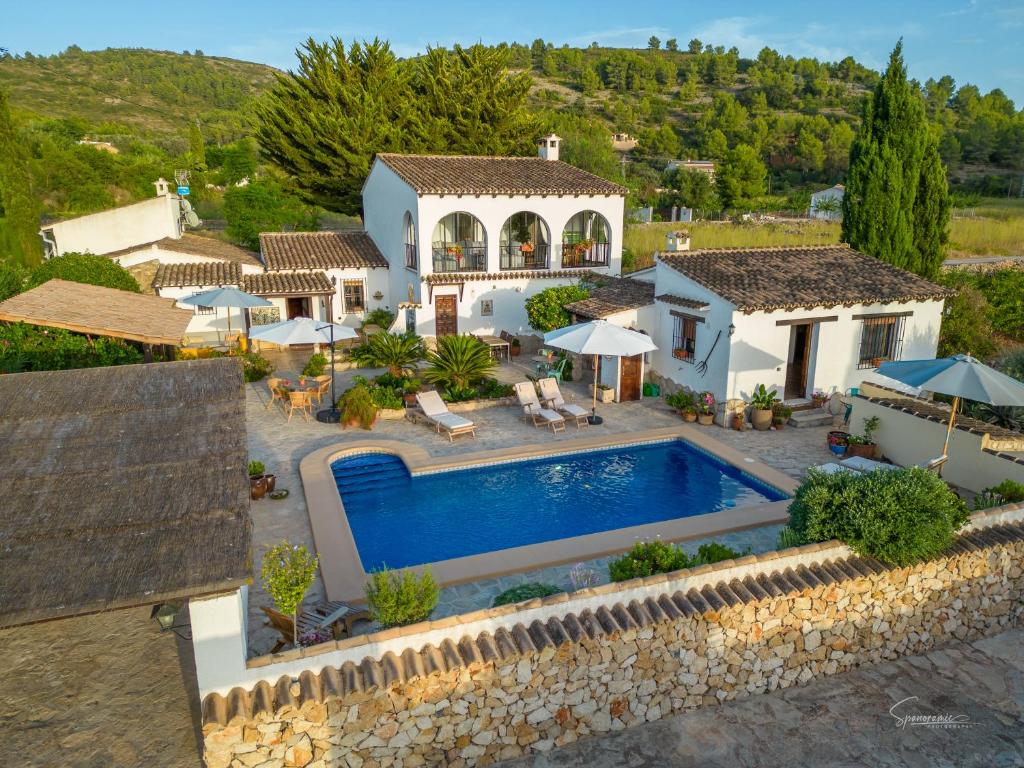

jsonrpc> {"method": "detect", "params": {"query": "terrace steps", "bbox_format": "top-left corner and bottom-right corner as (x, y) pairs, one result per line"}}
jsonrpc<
(332, 454), (410, 493)
(789, 408), (834, 428)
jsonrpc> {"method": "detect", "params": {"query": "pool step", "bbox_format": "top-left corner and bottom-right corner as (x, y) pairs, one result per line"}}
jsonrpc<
(332, 455), (411, 494)
(788, 408), (835, 428)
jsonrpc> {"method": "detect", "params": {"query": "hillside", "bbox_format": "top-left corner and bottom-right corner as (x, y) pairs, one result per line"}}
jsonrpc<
(0, 47), (278, 144)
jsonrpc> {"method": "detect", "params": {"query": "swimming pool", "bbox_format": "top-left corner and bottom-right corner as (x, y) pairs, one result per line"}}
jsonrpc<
(332, 440), (788, 571)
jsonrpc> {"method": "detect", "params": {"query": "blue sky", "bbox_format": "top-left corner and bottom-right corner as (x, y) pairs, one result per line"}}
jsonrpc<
(5, 0), (1023, 105)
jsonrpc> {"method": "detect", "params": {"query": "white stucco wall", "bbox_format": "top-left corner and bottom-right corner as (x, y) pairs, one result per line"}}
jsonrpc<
(156, 285), (248, 337)
(323, 267), (393, 329)
(112, 245), (264, 274)
(728, 300), (944, 402)
(809, 186), (844, 220)
(190, 588), (249, 700)
(362, 158), (626, 337)
(42, 194), (181, 257)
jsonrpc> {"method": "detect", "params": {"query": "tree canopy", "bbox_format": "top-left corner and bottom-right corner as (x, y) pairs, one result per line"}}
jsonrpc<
(223, 178), (318, 250)
(842, 42), (950, 278)
(256, 38), (538, 215)
(27, 253), (140, 293)
(0, 89), (43, 265)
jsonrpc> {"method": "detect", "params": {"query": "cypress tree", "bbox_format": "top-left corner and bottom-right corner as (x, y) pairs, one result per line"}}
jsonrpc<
(0, 89), (43, 266)
(842, 42), (950, 279)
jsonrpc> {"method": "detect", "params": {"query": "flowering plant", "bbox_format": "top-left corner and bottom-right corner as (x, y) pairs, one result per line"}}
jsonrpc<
(569, 563), (599, 590)
(697, 391), (715, 415)
(297, 627), (333, 647)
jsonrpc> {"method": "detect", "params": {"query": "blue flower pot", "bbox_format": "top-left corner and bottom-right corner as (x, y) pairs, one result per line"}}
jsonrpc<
(829, 443), (848, 456)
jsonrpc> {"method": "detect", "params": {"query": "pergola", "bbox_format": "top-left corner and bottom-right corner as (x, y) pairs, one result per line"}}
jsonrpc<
(0, 279), (193, 359)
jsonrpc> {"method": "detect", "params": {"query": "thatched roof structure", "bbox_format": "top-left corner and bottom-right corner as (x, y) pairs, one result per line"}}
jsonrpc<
(0, 279), (193, 345)
(0, 358), (252, 628)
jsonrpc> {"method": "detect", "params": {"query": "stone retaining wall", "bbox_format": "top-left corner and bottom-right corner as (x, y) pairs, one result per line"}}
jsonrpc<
(202, 523), (1024, 768)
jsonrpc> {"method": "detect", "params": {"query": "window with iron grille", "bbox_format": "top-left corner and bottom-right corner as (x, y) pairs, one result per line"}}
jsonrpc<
(858, 315), (905, 369)
(194, 304), (214, 315)
(343, 280), (365, 313)
(672, 315), (697, 362)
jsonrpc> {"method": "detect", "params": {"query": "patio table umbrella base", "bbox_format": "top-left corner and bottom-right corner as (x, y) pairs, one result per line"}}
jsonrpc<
(587, 410), (604, 426)
(316, 407), (342, 424)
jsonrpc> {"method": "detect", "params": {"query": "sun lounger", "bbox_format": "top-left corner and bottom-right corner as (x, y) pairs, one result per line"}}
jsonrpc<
(514, 381), (565, 433)
(839, 456), (901, 473)
(414, 391), (476, 441)
(538, 377), (589, 428)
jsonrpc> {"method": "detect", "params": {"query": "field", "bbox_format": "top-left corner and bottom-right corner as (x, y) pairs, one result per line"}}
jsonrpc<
(625, 198), (1024, 270)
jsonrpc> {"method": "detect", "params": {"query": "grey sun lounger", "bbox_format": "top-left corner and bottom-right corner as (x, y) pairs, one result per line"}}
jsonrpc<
(414, 391), (476, 441)
(514, 381), (565, 433)
(538, 377), (590, 429)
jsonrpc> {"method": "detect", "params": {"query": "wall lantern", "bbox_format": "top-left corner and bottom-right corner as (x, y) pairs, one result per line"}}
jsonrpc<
(151, 602), (180, 631)
(728, 323), (736, 337)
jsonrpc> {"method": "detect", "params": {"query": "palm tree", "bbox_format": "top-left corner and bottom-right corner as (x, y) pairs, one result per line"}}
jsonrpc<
(423, 335), (496, 391)
(350, 331), (424, 378)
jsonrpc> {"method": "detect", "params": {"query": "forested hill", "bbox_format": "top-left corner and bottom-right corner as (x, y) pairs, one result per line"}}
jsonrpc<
(0, 46), (278, 145)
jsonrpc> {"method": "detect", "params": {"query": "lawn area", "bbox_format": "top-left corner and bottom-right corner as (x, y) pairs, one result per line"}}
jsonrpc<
(949, 198), (1024, 257)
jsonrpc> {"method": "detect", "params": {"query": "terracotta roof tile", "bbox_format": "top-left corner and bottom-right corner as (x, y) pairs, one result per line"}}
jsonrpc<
(656, 294), (711, 310)
(105, 233), (261, 267)
(242, 271), (334, 295)
(153, 261), (242, 288)
(564, 275), (655, 319)
(376, 153), (628, 196)
(259, 232), (388, 271)
(658, 245), (955, 312)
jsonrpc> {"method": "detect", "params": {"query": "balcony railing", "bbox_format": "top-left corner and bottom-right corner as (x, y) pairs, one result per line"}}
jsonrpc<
(561, 241), (611, 268)
(404, 243), (417, 270)
(431, 245), (487, 273)
(500, 244), (550, 270)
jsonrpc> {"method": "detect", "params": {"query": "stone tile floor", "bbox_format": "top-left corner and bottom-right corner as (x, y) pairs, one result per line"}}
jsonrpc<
(499, 629), (1024, 768)
(243, 352), (837, 656)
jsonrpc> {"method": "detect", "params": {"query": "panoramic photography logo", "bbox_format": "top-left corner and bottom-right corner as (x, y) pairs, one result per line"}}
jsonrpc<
(889, 696), (976, 730)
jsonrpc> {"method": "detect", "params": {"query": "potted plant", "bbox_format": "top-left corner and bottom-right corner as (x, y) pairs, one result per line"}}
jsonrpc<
(697, 391), (715, 425)
(827, 430), (849, 456)
(590, 383), (614, 403)
(731, 411), (744, 430)
(248, 460), (272, 499)
(338, 383), (379, 430)
(811, 389), (827, 409)
(446, 244), (463, 257)
(665, 390), (695, 420)
(846, 416), (881, 458)
(510, 338), (521, 357)
(772, 402), (793, 430)
(749, 384), (778, 431)
(519, 242), (535, 253)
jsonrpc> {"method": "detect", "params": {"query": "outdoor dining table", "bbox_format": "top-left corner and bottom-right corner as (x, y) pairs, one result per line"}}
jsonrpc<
(479, 335), (511, 361)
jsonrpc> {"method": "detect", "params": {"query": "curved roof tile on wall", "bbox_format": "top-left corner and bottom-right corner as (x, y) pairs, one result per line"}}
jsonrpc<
(259, 232), (388, 271)
(658, 245), (955, 312)
(153, 261), (242, 289)
(376, 153), (628, 197)
(242, 271), (334, 296)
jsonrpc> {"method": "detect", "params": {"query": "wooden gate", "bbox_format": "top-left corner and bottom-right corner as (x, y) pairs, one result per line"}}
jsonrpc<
(434, 295), (458, 337)
(620, 354), (642, 401)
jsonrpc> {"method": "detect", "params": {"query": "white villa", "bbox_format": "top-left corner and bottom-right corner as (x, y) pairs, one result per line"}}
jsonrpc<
(809, 184), (845, 220)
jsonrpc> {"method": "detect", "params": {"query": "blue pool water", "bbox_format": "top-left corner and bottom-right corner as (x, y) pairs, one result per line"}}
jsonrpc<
(333, 441), (787, 571)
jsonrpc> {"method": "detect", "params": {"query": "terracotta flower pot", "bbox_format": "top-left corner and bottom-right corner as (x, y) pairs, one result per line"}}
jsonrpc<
(697, 413), (714, 426)
(847, 442), (877, 459)
(682, 411), (697, 423)
(249, 476), (268, 500)
(773, 419), (786, 430)
(750, 408), (773, 431)
(263, 474), (276, 493)
(732, 413), (744, 430)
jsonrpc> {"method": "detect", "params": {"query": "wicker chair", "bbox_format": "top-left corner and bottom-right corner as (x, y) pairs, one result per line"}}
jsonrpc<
(286, 390), (314, 422)
(266, 377), (286, 410)
(311, 375), (332, 405)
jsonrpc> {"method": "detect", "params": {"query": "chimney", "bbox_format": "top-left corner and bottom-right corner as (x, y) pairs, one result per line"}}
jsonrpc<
(537, 134), (561, 162)
(665, 230), (691, 252)
(154, 177), (170, 197)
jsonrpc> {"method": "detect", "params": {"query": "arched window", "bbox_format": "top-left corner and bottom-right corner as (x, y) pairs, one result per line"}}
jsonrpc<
(499, 212), (551, 270)
(431, 212), (487, 273)
(561, 211), (611, 268)
(403, 211), (417, 269)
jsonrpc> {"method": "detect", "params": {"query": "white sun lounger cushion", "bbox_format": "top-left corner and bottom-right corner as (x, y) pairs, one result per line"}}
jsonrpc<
(432, 412), (474, 430)
(530, 406), (563, 424)
(559, 402), (589, 418)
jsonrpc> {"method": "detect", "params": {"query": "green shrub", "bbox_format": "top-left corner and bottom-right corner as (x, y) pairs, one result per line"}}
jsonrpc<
(476, 378), (514, 399)
(28, 252), (140, 293)
(609, 540), (690, 582)
(665, 390), (694, 411)
(363, 308), (396, 330)
(786, 467), (969, 566)
(0, 260), (28, 300)
(973, 478), (1024, 510)
(350, 331), (423, 377)
(365, 566), (439, 627)
(241, 351), (273, 382)
(492, 582), (561, 607)
(0, 321), (143, 371)
(351, 374), (404, 409)
(693, 542), (747, 565)
(524, 284), (590, 332)
(424, 334), (496, 390)
(338, 382), (379, 429)
(776, 526), (804, 549)
(301, 352), (328, 377)
(248, 460), (265, 477)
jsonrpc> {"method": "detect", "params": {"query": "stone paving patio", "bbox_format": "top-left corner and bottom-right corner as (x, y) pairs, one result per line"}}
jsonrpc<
(243, 352), (837, 656)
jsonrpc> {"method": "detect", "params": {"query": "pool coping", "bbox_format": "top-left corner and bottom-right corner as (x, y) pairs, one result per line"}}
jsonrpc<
(299, 426), (800, 603)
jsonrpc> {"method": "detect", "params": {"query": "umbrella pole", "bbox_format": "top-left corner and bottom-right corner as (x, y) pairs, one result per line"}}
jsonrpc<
(316, 323), (342, 424)
(588, 353), (603, 425)
(939, 396), (959, 476)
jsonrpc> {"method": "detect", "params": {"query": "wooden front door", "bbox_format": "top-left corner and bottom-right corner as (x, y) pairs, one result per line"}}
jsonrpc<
(785, 323), (813, 400)
(435, 295), (458, 336)
(620, 354), (642, 401)
(286, 296), (311, 319)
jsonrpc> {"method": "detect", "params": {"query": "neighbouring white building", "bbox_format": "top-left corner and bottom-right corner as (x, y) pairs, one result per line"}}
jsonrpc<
(361, 135), (627, 337)
(558, 237), (953, 405)
(809, 184), (845, 220)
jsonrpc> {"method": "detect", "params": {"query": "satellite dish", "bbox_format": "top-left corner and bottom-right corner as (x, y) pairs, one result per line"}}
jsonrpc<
(184, 210), (201, 228)
(180, 198), (193, 213)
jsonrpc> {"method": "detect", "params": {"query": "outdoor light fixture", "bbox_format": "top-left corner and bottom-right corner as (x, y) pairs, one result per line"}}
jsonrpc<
(728, 323), (736, 336)
(151, 602), (180, 631)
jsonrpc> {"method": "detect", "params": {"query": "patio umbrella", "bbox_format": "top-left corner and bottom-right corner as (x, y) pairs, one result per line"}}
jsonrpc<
(178, 287), (272, 338)
(249, 317), (358, 423)
(544, 319), (657, 424)
(876, 354), (1024, 469)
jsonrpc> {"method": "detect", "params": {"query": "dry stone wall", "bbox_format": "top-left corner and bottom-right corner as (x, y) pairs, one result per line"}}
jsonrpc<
(203, 523), (1024, 768)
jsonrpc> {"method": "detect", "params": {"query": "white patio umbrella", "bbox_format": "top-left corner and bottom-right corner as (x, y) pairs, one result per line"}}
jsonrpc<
(249, 318), (358, 423)
(544, 319), (657, 424)
(178, 286), (272, 337)
(876, 354), (1024, 469)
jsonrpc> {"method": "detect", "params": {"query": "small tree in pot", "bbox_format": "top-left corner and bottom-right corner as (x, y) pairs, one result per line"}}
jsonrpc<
(261, 541), (319, 649)
(749, 384), (779, 431)
(772, 402), (793, 429)
(846, 416), (881, 458)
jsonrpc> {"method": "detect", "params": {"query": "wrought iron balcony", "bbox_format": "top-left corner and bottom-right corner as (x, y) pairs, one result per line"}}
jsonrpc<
(500, 244), (550, 270)
(431, 246), (487, 273)
(561, 241), (611, 268)
(404, 243), (418, 269)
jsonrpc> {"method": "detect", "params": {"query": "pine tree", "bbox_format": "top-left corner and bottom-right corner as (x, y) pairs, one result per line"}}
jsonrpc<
(0, 89), (43, 266)
(842, 41), (950, 278)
